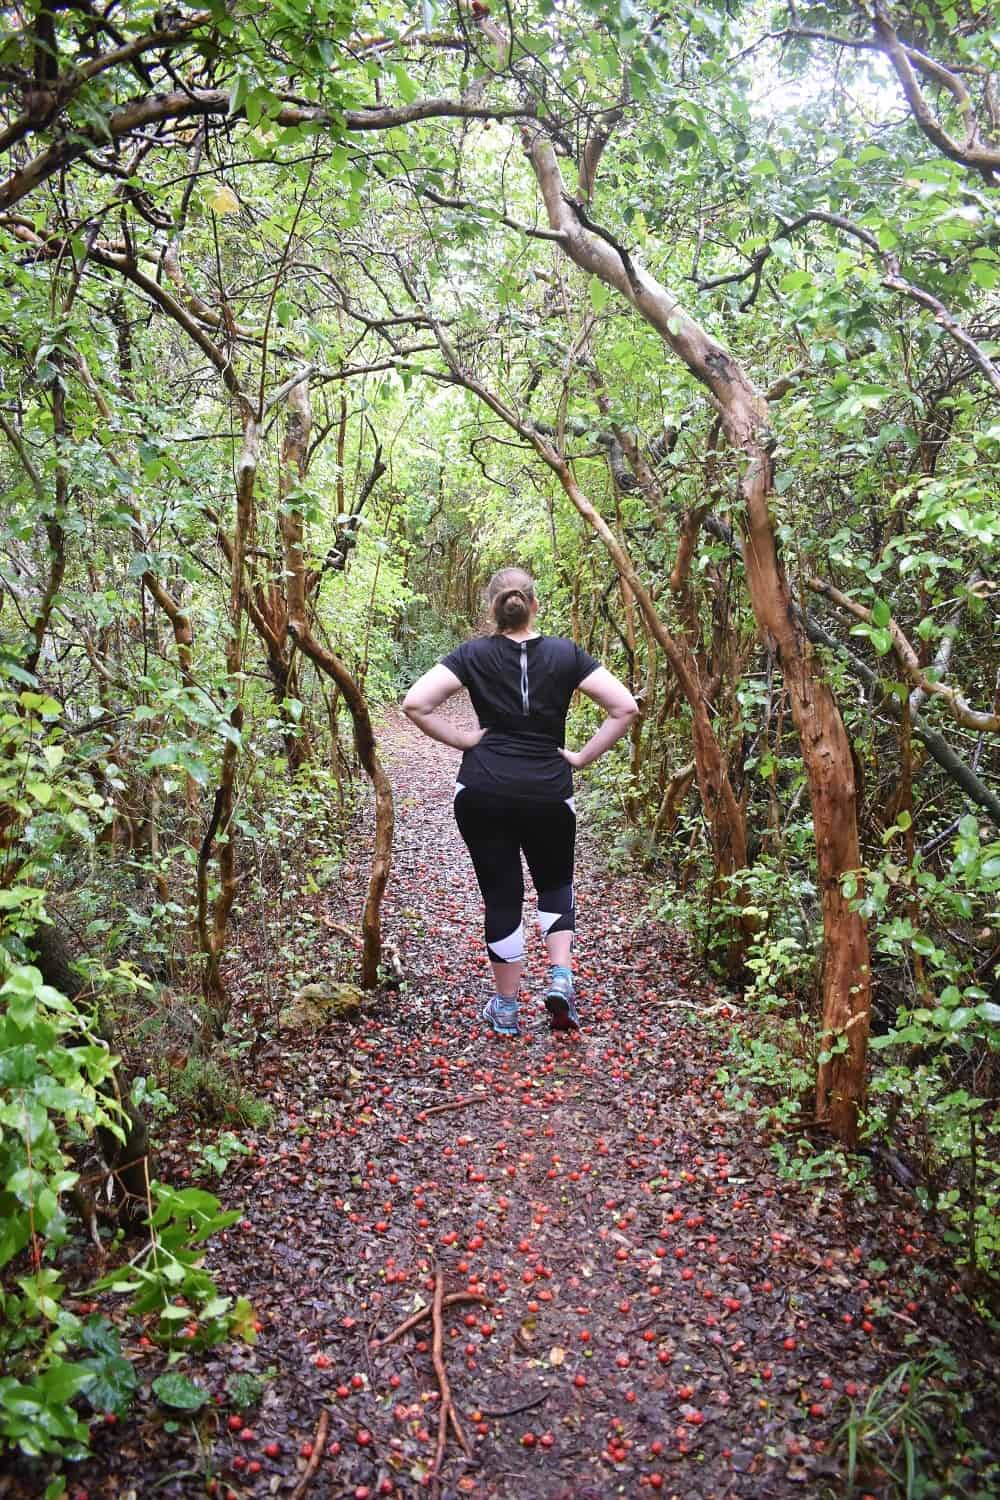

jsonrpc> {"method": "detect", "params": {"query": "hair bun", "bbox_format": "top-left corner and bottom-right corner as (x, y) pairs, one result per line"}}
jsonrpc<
(486, 568), (535, 632)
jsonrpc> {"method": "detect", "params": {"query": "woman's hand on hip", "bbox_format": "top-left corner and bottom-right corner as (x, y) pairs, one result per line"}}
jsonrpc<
(459, 727), (487, 750)
(559, 747), (585, 769)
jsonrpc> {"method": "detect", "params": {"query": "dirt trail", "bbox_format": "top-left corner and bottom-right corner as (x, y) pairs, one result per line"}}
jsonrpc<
(73, 706), (996, 1500)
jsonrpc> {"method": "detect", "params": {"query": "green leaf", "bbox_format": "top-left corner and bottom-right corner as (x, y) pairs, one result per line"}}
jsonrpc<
(392, 64), (420, 104)
(145, 746), (180, 770)
(81, 1353), (137, 1416)
(588, 276), (609, 313)
(37, 1362), (93, 1404)
(230, 1295), (258, 1343)
(19, 692), (61, 719)
(228, 72), (250, 116)
(970, 260), (999, 289)
(244, 86), (275, 129)
(871, 598), (892, 628)
(778, 271), (812, 293)
(81, 1316), (123, 1360)
(151, 1373), (208, 1410)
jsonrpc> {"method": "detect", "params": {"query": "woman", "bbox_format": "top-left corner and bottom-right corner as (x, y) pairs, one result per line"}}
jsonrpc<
(402, 567), (638, 1036)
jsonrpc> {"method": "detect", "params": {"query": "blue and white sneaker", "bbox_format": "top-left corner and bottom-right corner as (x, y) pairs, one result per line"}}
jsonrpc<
(482, 994), (520, 1036)
(544, 966), (580, 1032)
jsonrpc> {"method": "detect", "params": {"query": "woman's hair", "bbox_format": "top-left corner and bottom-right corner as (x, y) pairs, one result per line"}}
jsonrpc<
(486, 567), (535, 633)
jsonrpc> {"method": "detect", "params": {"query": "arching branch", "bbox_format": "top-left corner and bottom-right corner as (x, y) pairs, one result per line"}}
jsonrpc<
(1, 90), (536, 211)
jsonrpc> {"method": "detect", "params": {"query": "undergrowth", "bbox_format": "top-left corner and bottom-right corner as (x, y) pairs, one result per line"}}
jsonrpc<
(826, 1349), (999, 1500)
(643, 818), (1000, 1284)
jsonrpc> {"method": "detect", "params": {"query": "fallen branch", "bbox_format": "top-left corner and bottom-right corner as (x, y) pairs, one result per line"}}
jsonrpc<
(375, 1291), (491, 1348)
(419, 1093), (488, 1118)
(431, 1268), (470, 1480)
(321, 915), (364, 949)
(289, 1409), (330, 1500)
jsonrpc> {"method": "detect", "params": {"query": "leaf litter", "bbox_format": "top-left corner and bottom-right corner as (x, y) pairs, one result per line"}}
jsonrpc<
(51, 707), (999, 1500)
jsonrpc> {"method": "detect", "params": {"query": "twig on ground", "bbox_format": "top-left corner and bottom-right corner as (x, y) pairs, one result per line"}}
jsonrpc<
(289, 1409), (330, 1500)
(375, 1291), (491, 1348)
(320, 916), (364, 948)
(418, 1093), (488, 1118)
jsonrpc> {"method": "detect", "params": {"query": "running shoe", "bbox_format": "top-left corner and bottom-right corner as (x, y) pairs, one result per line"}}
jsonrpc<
(482, 994), (520, 1036)
(544, 965), (580, 1032)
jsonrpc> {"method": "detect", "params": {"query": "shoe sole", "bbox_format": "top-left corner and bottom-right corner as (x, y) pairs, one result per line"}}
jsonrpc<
(544, 993), (580, 1032)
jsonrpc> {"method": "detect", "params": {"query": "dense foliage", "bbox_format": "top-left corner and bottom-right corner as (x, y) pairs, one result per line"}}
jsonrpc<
(1, 0), (997, 1486)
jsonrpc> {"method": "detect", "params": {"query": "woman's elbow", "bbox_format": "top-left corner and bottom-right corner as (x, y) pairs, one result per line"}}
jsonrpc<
(402, 691), (429, 720)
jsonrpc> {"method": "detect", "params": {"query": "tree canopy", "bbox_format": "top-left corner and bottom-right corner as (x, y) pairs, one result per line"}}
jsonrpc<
(1, 0), (998, 1488)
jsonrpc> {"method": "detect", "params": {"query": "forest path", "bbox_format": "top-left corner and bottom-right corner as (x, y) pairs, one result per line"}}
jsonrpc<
(79, 707), (994, 1500)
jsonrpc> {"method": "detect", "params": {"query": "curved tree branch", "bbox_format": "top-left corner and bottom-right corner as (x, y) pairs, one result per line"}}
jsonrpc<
(1, 90), (535, 211)
(805, 574), (999, 733)
(786, 7), (1000, 182)
(871, 0), (999, 181)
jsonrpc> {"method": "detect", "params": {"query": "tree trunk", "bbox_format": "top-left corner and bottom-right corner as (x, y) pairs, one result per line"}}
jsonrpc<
(497, 111), (872, 1144)
(739, 460), (870, 1143)
(654, 760), (696, 842)
(198, 409), (257, 1018)
(280, 378), (394, 989)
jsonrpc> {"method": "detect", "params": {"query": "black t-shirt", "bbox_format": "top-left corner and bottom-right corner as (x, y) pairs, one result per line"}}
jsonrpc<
(440, 634), (599, 802)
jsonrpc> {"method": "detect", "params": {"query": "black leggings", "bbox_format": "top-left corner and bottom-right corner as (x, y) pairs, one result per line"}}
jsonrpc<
(454, 787), (576, 964)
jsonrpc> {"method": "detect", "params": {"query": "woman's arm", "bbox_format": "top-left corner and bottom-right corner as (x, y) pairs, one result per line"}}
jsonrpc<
(402, 664), (486, 751)
(560, 667), (639, 769)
